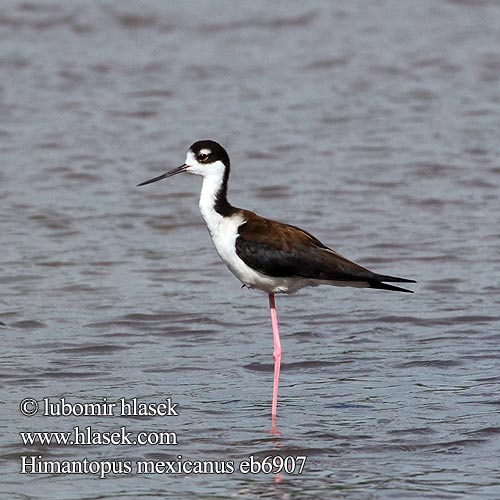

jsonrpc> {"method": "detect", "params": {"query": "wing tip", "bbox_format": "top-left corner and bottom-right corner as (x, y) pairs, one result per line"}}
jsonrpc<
(376, 274), (416, 284)
(369, 280), (415, 293)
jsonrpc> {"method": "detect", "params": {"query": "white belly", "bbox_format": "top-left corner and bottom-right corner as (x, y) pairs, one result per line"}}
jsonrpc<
(208, 215), (326, 294)
(209, 214), (270, 289)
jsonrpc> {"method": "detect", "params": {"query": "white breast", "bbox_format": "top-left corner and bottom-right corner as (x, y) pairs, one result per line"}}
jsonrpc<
(197, 173), (278, 292)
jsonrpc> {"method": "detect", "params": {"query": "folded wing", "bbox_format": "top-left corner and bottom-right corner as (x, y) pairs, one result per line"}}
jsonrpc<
(235, 211), (415, 293)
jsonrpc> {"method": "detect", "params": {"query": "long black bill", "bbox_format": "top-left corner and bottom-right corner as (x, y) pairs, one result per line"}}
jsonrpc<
(137, 164), (189, 187)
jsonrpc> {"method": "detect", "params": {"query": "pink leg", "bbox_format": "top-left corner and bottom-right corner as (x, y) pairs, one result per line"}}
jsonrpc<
(268, 293), (282, 419)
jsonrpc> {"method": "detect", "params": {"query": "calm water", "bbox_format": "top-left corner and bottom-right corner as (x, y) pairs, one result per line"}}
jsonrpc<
(1, 0), (500, 498)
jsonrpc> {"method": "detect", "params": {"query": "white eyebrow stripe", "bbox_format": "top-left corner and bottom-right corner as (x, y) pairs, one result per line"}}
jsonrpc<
(200, 148), (211, 155)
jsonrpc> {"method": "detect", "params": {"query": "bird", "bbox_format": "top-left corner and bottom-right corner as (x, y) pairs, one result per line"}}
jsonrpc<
(138, 140), (415, 421)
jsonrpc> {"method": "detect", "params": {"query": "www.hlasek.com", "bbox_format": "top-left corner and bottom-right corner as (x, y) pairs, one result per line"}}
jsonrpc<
(20, 425), (177, 446)
(19, 397), (307, 478)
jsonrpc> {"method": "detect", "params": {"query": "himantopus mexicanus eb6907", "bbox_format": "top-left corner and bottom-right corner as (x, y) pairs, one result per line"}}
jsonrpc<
(138, 140), (415, 420)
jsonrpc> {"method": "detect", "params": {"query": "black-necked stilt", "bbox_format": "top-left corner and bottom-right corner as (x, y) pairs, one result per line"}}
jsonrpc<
(138, 140), (416, 420)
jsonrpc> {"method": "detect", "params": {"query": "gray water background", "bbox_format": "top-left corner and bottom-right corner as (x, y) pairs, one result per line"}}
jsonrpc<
(1, 0), (500, 498)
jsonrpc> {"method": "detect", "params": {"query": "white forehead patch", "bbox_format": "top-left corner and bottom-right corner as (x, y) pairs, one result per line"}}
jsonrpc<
(185, 150), (196, 165)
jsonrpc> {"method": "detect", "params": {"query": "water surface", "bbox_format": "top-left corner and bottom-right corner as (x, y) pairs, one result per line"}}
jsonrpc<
(1, 1), (500, 498)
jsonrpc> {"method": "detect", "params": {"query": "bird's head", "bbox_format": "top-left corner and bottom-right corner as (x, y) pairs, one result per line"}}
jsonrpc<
(137, 140), (229, 186)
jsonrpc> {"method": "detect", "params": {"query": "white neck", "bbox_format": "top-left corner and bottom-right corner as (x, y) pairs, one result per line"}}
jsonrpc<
(198, 171), (225, 236)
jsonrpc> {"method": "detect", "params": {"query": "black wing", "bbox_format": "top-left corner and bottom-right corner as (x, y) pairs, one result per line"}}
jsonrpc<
(235, 211), (415, 292)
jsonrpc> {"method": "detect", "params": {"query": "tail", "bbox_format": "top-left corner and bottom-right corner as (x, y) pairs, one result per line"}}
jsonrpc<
(369, 274), (416, 293)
